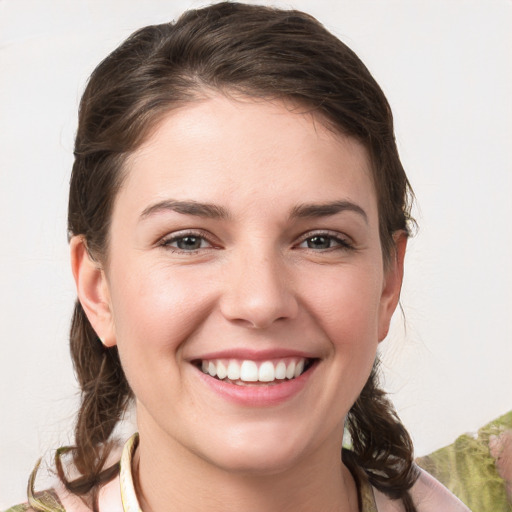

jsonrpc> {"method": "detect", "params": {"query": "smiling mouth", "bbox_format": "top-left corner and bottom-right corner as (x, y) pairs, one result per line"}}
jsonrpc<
(195, 357), (316, 386)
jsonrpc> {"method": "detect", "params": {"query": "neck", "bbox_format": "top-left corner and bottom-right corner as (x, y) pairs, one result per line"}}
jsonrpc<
(133, 416), (358, 512)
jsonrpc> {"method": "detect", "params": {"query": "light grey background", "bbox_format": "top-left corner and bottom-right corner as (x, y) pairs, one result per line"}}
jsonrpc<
(1, 0), (511, 506)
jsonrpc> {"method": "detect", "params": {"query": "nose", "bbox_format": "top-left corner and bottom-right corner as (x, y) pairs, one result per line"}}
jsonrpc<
(219, 248), (299, 329)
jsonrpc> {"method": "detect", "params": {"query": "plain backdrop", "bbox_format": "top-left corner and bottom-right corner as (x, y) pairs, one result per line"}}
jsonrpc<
(1, 0), (511, 506)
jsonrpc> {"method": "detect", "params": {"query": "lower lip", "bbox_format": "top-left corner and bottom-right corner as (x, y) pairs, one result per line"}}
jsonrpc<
(195, 363), (317, 407)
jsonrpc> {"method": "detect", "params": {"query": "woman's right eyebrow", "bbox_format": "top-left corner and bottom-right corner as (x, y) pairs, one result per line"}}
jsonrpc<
(139, 199), (231, 221)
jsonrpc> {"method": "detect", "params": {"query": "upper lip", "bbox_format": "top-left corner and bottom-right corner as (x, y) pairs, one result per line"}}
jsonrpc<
(190, 348), (319, 362)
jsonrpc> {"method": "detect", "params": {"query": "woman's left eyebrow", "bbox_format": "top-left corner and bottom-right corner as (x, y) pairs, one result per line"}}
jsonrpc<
(140, 199), (231, 221)
(289, 201), (368, 224)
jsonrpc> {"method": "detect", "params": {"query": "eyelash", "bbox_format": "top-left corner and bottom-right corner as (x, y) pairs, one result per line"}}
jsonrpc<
(296, 231), (355, 252)
(159, 230), (216, 253)
(159, 230), (354, 253)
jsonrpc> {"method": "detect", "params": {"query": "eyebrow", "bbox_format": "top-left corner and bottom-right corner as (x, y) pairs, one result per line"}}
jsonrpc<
(290, 201), (368, 224)
(140, 199), (230, 220)
(140, 198), (367, 224)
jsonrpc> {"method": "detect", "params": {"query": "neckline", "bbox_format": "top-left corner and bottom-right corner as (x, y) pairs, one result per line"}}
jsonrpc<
(120, 433), (142, 512)
(119, 433), (378, 512)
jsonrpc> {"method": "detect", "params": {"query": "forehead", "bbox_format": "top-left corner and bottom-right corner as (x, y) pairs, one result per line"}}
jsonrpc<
(119, 94), (377, 221)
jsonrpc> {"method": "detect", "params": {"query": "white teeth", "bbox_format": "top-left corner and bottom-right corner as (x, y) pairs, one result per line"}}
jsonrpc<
(216, 360), (227, 380)
(294, 359), (304, 378)
(285, 361), (296, 380)
(240, 360), (259, 381)
(201, 357), (309, 383)
(227, 360), (240, 380)
(275, 361), (287, 380)
(258, 361), (275, 382)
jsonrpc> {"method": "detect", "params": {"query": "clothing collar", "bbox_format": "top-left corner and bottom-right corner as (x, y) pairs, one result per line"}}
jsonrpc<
(120, 433), (142, 512)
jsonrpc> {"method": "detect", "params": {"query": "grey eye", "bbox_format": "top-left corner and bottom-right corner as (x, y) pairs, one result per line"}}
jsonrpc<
(306, 236), (334, 249)
(175, 236), (204, 250)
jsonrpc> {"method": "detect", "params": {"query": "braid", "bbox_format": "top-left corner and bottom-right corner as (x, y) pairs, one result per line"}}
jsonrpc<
(343, 359), (419, 510)
(55, 302), (132, 510)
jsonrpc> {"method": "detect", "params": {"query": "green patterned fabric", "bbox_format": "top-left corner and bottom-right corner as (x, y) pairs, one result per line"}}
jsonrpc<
(417, 411), (512, 512)
(4, 505), (30, 512)
(3, 490), (64, 512)
(3, 462), (65, 512)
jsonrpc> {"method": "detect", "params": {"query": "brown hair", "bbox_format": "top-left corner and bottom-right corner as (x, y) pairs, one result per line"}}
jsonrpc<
(63, 2), (417, 510)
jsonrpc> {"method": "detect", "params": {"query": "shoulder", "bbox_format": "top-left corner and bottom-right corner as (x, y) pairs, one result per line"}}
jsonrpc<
(4, 476), (122, 512)
(372, 469), (471, 512)
(409, 469), (472, 511)
(54, 474), (122, 512)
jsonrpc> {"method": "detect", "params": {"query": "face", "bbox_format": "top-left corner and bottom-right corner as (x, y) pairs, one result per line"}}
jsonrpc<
(76, 94), (404, 475)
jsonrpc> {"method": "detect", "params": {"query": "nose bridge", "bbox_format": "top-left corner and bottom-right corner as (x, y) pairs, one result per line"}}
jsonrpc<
(220, 241), (298, 328)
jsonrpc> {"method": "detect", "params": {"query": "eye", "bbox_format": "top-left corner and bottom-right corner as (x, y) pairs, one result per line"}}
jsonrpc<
(160, 232), (213, 252)
(297, 232), (353, 251)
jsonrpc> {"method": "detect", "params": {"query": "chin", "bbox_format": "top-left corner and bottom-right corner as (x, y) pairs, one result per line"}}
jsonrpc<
(206, 445), (303, 477)
(191, 422), (315, 476)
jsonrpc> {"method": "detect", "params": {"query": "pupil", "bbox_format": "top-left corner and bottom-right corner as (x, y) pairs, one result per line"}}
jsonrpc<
(308, 236), (330, 249)
(178, 236), (201, 250)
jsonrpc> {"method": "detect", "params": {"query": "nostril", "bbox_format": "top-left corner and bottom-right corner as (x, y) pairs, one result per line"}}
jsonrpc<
(218, 265), (299, 328)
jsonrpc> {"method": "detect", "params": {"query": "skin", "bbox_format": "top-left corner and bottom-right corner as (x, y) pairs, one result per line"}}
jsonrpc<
(71, 94), (406, 512)
(490, 430), (512, 502)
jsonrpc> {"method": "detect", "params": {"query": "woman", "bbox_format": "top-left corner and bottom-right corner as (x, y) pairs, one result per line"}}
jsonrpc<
(8, 3), (469, 511)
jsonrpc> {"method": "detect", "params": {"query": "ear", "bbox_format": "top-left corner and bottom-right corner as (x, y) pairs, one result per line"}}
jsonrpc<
(378, 231), (407, 342)
(70, 236), (116, 347)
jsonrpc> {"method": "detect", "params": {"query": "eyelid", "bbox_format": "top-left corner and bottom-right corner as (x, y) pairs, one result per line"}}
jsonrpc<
(158, 229), (219, 250)
(295, 230), (355, 249)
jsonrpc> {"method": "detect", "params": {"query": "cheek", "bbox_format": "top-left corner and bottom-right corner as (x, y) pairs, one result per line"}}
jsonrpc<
(108, 260), (218, 355)
(106, 262), (219, 415)
(302, 264), (383, 344)
(300, 264), (382, 405)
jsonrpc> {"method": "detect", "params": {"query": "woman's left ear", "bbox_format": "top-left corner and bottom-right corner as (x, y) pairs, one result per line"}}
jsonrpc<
(378, 231), (408, 342)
